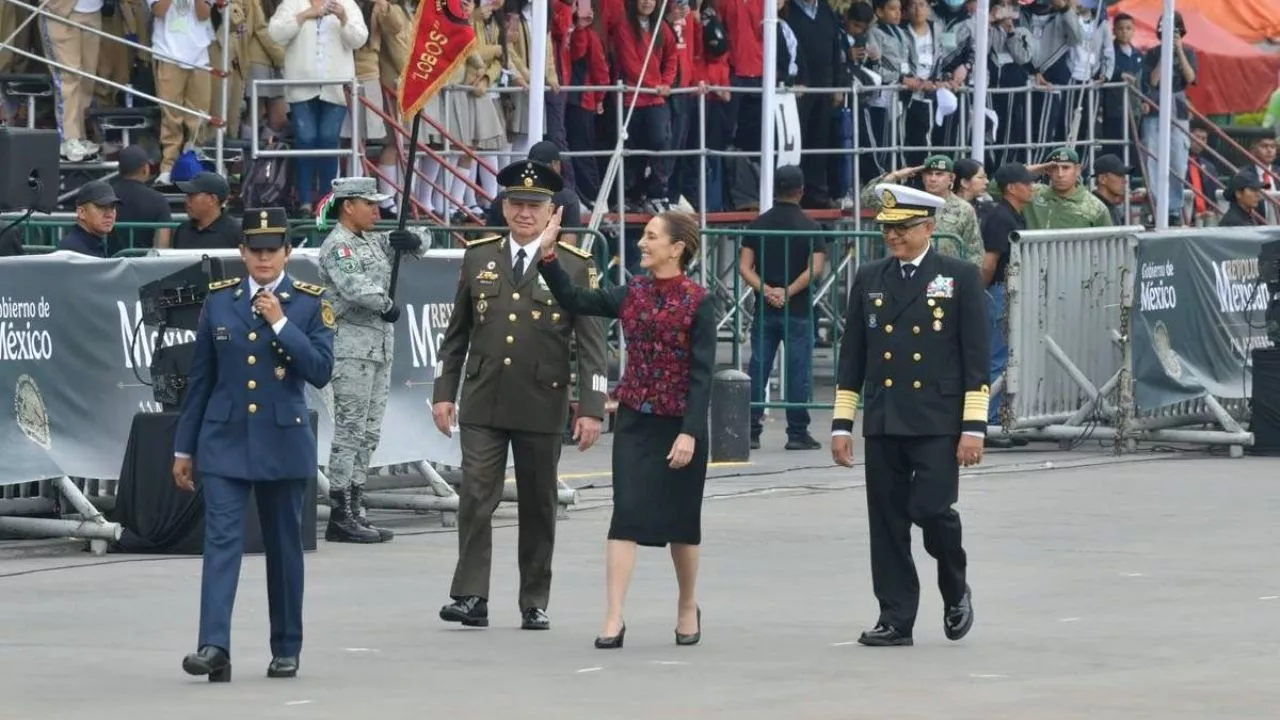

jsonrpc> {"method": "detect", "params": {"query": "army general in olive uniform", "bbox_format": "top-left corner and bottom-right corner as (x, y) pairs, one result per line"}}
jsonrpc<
(432, 160), (609, 631)
(831, 184), (988, 648)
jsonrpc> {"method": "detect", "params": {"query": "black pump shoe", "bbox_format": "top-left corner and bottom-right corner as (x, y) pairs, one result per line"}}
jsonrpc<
(594, 624), (626, 649)
(675, 606), (701, 646)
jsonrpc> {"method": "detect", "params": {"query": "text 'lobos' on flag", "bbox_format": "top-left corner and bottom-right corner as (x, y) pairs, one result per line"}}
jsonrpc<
(395, 0), (478, 120)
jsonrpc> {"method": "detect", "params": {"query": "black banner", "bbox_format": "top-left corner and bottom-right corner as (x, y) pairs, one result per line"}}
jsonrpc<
(1132, 228), (1280, 410)
(0, 250), (465, 486)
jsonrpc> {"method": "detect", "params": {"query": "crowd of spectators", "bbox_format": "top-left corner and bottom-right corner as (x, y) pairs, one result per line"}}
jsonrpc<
(0, 0), (1271, 230)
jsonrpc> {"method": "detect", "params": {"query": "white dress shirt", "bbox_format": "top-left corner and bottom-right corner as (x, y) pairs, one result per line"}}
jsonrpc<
(174, 276), (290, 459)
(833, 244), (984, 440)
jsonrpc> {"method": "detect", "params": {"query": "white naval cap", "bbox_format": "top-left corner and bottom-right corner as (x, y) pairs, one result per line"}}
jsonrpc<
(873, 183), (946, 225)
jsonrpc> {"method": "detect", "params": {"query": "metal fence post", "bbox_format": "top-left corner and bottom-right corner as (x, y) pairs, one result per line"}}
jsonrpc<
(709, 368), (751, 463)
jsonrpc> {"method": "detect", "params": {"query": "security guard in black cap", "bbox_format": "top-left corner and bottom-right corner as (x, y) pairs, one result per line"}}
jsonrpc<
(173, 206), (336, 682)
(433, 160), (609, 631)
(830, 183), (988, 648)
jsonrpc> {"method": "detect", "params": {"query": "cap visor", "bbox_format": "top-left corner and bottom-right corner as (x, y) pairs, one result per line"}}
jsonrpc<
(359, 192), (394, 204)
(875, 208), (929, 224)
(505, 189), (555, 202)
(174, 181), (200, 194)
(243, 233), (289, 249)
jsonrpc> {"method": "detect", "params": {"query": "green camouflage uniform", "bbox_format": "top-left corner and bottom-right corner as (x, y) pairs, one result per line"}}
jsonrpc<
(861, 177), (983, 264)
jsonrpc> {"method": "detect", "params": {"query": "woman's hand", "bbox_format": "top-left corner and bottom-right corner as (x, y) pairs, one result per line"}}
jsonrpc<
(538, 206), (564, 259)
(472, 77), (490, 97)
(667, 433), (695, 470)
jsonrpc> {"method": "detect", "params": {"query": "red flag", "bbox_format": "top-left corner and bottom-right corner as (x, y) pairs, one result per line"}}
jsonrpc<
(395, 0), (478, 121)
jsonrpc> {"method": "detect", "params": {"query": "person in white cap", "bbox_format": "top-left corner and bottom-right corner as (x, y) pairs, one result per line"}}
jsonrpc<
(830, 182), (989, 647)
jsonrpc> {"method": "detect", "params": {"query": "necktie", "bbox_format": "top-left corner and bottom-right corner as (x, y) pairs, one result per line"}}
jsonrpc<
(514, 248), (527, 279)
(252, 287), (265, 316)
(901, 263), (916, 280)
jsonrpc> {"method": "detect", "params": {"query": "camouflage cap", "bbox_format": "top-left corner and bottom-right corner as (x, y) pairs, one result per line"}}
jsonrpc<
(923, 154), (954, 173)
(1047, 147), (1081, 165)
(330, 176), (393, 204)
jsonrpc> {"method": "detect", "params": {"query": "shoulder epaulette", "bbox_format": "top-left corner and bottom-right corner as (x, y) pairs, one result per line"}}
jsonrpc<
(209, 277), (241, 292)
(557, 241), (592, 260)
(466, 234), (502, 248)
(292, 280), (326, 296)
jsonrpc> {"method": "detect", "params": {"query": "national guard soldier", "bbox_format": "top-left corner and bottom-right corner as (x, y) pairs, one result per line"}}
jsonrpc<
(173, 207), (336, 681)
(830, 184), (988, 648)
(432, 159), (609, 631)
(316, 177), (432, 544)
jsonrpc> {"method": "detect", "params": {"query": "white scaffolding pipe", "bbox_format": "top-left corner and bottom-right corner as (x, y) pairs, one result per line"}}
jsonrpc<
(970, 0), (990, 162)
(528, 0), (549, 143)
(1153, 0), (1176, 229)
(759, 0), (778, 211)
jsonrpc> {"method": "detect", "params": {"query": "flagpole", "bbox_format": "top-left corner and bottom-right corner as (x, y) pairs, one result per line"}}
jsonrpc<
(759, 0), (778, 211)
(1154, 0), (1175, 230)
(970, 0), (990, 163)
(389, 112), (423, 299)
(529, 0), (549, 143)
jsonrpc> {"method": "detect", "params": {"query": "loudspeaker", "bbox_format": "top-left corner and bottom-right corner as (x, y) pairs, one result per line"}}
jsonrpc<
(0, 127), (60, 213)
(1249, 348), (1280, 456)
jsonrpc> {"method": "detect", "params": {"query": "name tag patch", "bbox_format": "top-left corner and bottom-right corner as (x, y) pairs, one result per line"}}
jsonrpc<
(214, 326), (230, 341)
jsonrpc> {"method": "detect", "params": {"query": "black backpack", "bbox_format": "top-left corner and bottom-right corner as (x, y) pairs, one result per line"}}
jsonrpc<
(700, 5), (730, 59)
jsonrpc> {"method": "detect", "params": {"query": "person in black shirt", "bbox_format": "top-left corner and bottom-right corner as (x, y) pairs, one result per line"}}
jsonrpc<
(109, 145), (174, 255)
(1219, 170), (1267, 227)
(171, 172), (241, 250)
(981, 163), (1031, 430)
(1091, 154), (1130, 227)
(57, 181), (120, 257)
(739, 165), (826, 450)
(484, 141), (583, 246)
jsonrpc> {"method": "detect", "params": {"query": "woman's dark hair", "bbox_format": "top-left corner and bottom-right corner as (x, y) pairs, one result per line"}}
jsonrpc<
(626, 0), (665, 48)
(952, 158), (984, 193)
(658, 211), (700, 270)
(847, 1), (875, 24)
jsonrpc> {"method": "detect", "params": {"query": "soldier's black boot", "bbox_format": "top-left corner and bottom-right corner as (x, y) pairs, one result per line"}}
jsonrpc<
(325, 489), (382, 543)
(351, 484), (394, 542)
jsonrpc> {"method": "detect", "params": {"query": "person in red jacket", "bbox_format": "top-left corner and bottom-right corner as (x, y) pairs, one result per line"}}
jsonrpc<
(566, 3), (610, 200)
(610, 0), (678, 213)
(693, 0), (732, 212)
(716, 0), (764, 152)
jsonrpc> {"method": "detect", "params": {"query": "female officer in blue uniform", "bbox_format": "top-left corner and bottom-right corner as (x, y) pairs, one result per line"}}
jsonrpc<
(173, 206), (336, 682)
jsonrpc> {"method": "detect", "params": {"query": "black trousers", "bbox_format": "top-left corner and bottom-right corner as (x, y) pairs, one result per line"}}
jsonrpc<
(863, 434), (967, 634)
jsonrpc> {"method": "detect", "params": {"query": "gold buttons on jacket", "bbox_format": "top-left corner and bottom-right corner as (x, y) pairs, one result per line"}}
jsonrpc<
(883, 351), (892, 360)
(885, 324), (894, 333)
(247, 380), (257, 390)
(512, 292), (521, 301)
(248, 403), (258, 414)
(248, 355), (257, 365)
(913, 380), (922, 389)
(884, 378), (893, 388)
(552, 382), (559, 388)
(506, 335), (514, 344)
(912, 326), (921, 334)
(913, 353), (922, 361)
(503, 357), (512, 366)
(927, 299), (936, 307)
(248, 331), (258, 341)
(509, 313), (517, 322)
(874, 298), (883, 307)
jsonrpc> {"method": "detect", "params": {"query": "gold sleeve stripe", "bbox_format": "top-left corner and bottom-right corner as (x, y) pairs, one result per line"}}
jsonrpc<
(834, 389), (860, 422)
(962, 390), (990, 424)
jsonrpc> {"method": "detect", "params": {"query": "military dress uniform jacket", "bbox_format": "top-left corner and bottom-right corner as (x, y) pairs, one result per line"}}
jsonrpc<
(832, 251), (990, 438)
(175, 276), (337, 481)
(317, 224), (431, 362)
(433, 236), (609, 434)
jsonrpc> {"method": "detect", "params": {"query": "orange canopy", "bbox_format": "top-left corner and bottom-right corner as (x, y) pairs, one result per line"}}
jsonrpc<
(1108, 4), (1280, 115)
(1111, 0), (1280, 44)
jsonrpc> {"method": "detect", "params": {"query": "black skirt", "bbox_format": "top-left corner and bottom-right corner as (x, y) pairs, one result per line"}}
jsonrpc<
(609, 404), (709, 547)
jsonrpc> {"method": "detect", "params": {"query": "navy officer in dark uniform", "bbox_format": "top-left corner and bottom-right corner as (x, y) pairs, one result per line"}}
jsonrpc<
(830, 183), (989, 647)
(173, 206), (336, 682)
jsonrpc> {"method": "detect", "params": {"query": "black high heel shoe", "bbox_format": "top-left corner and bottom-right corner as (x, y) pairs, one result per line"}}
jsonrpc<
(594, 623), (626, 649)
(675, 606), (701, 646)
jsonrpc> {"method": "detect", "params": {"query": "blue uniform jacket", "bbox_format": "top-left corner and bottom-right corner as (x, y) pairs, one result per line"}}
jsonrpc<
(175, 274), (336, 481)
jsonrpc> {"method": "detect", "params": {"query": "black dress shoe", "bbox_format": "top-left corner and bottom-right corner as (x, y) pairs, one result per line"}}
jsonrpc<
(944, 586), (974, 641)
(182, 645), (231, 682)
(785, 435), (822, 451)
(594, 623), (625, 649)
(675, 606), (702, 646)
(267, 656), (299, 678)
(857, 624), (913, 647)
(521, 608), (550, 630)
(440, 596), (490, 627)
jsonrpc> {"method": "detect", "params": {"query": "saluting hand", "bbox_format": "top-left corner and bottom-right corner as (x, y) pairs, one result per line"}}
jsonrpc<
(254, 289), (284, 325)
(831, 435), (855, 468)
(173, 457), (195, 492)
(667, 433), (696, 470)
(538, 206), (565, 259)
